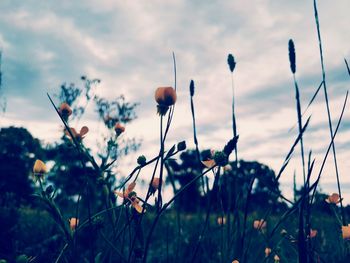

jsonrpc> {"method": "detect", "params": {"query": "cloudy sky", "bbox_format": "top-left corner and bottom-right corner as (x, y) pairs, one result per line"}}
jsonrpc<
(0, 0), (349, 202)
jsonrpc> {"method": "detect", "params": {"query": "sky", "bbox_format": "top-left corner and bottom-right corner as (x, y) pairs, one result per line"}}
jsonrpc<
(0, 0), (349, 203)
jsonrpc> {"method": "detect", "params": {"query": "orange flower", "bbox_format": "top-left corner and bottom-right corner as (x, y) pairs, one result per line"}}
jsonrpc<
(58, 102), (72, 119)
(114, 123), (125, 136)
(325, 193), (341, 204)
(150, 177), (163, 193)
(155, 87), (177, 106)
(253, 219), (267, 230)
(342, 224), (350, 239)
(217, 216), (226, 225)
(65, 126), (89, 142)
(309, 229), (317, 238)
(201, 159), (216, 169)
(114, 182), (144, 213)
(69, 217), (79, 231)
(33, 159), (47, 177)
(265, 247), (272, 257)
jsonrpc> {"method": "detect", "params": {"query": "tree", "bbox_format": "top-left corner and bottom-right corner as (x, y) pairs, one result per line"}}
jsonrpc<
(0, 126), (44, 206)
(166, 149), (285, 212)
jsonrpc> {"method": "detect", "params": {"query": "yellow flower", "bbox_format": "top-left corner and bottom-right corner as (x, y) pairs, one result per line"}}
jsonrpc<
(65, 126), (89, 142)
(155, 87), (177, 106)
(309, 229), (317, 238)
(217, 216), (226, 225)
(114, 123), (125, 136)
(33, 159), (47, 176)
(265, 247), (272, 257)
(201, 159), (216, 169)
(325, 193), (341, 204)
(150, 177), (163, 194)
(342, 224), (350, 239)
(58, 102), (72, 119)
(155, 87), (177, 115)
(69, 217), (79, 231)
(114, 182), (144, 213)
(253, 219), (267, 230)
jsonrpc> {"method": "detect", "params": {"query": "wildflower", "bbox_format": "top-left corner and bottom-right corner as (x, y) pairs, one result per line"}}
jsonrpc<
(325, 193), (341, 204)
(69, 217), (79, 231)
(33, 159), (47, 179)
(114, 123), (125, 136)
(274, 254), (280, 262)
(309, 229), (317, 238)
(201, 159), (216, 169)
(155, 86), (177, 115)
(150, 177), (163, 194)
(232, 260), (239, 263)
(65, 126), (89, 142)
(115, 182), (144, 213)
(253, 219), (267, 230)
(265, 247), (272, 257)
(342, 224), (350, 239)
(58, 102), (72, 120)
(217, 216), (226, 225)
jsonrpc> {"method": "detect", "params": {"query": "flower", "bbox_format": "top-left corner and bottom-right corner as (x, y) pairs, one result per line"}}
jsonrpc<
(33, 159), (47, 178)
(325, 193), (341, 204)
(265, 247), (271, 257)
(274, 254), (280, 262)
(150, 177), (163, 193)
(232, 260), (239, 263)
(253, 219), (267, 230)
(201, 159), (216, 169)
(309, 229), (317, 238)
(114, 123), (125, 136)
(155, 87), (177, 106)
(342, 224), (350, 239)
(65, 126), (89, 142)
(69, 217), (79, 231)
(115, 182), (144, 213)
(217, 216), (226, 225)
(155, 87), (177, 115)
(58, 102), (72, 120)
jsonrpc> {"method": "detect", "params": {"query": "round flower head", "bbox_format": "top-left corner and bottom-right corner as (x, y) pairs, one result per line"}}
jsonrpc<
(58, 102), (72, 120)
(150, 177), (163, 194)
(217, 216), (226, 225)
(309, 229), (317, 238)
(69, 217), (79, 231)
(155, 87), (177, 115)
(342, 224), (350, 239)
(253, 219), (267, 230)
(114, 123), (125, 136)
(33, 159), (47, 179)
(232, 260), (239, 263)
(274, 254), (280, 262)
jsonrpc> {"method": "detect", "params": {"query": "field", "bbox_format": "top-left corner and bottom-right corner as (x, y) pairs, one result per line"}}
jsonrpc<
(0, 1), (350, 263)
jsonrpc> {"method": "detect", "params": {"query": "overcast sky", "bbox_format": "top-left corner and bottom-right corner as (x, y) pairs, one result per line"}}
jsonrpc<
(0, 0), (349, 202)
